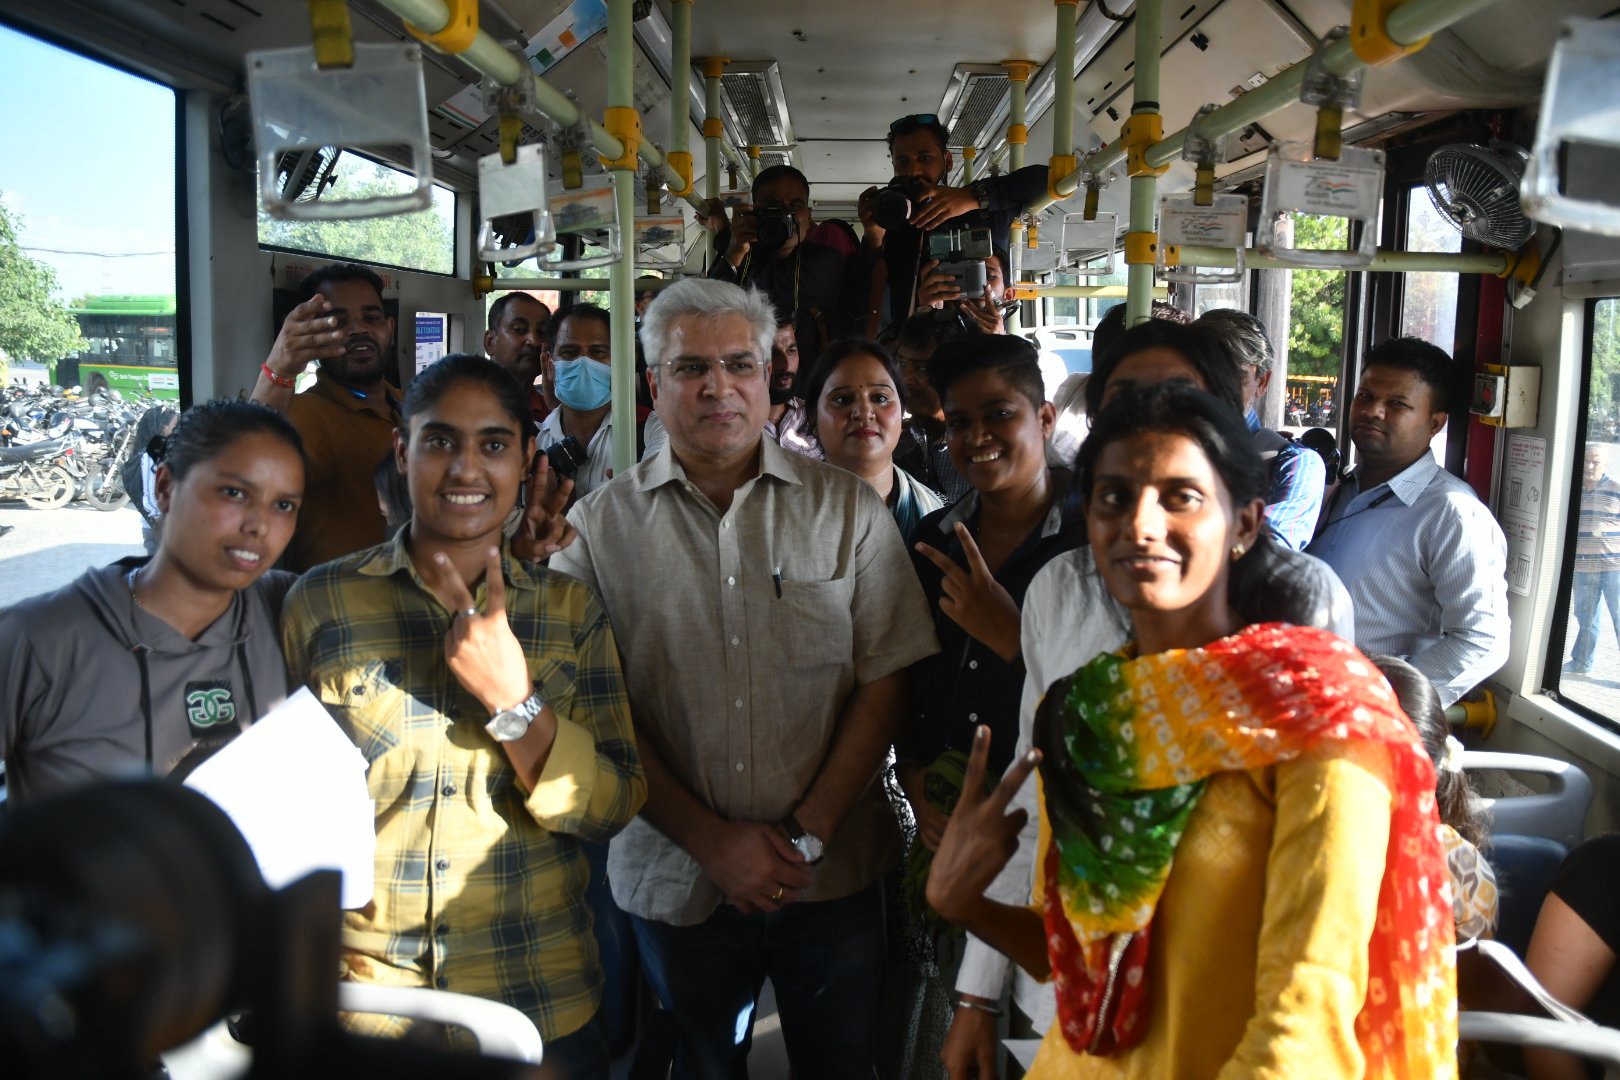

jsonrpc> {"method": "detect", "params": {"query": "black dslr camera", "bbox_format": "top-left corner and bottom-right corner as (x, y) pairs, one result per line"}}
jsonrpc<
(545, 435), (588, 478)
(928, 226), (994, 296)
(870, 175), (927, 232)
(748, 200), (797, 253)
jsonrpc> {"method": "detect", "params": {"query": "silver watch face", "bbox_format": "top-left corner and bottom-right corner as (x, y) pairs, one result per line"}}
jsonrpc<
(794, 833), (824, 864)
(485, 709), (532, 742)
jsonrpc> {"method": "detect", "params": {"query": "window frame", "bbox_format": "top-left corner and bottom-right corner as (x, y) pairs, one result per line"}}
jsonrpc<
(254, 150), (460, 279)
(1544, 296), (1615, 728)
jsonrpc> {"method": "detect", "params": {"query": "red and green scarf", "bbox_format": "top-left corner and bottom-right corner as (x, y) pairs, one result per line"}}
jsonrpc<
(1036, 623), (1457, 1076)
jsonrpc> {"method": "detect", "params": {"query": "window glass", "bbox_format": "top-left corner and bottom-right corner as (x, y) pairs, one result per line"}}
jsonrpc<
(257, 155), (456, 275)
(1557, 299), (1620, 718)
(1286, 213), (1348, 437)
(1400, 190), (1463, 463)
(0, 25), (176, 606)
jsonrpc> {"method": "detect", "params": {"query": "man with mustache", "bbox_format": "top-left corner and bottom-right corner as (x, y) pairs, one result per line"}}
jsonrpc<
(1307, 337), (1508, 706)
(484, 291), (553, 423)
(253, 262), (403, 572)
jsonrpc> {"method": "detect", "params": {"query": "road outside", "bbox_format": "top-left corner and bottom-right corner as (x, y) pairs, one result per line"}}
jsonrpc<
(0, 501), (144, 610)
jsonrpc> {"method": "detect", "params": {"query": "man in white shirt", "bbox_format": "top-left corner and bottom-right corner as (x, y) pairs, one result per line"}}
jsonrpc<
(537, 303), (617, 496)
(1307, 337), (1509, 706)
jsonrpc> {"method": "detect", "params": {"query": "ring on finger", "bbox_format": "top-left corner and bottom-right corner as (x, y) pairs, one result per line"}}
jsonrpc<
(772, 885), (785, 903)
(460, 607), (479, 620)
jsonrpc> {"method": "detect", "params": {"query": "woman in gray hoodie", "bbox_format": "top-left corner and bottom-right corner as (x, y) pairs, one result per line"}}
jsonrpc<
(0, 400), (306, 801)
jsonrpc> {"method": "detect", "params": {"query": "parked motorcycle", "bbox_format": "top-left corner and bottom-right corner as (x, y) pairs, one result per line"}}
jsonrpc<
(0, 437), (77, 510)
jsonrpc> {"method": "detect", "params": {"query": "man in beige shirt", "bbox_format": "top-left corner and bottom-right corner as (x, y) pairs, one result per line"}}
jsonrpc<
(551, 277), (937, 1078)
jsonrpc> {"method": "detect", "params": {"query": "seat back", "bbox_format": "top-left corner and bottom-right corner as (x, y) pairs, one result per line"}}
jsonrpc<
(1463, 750), (1594, 848)
(1489, 833), (1570, 956)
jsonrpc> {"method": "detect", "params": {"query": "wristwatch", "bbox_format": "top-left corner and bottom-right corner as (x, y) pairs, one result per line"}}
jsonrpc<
(781, 813), (825, 866)
(971, 179), (991, 210)
(485, 690), (545, 742)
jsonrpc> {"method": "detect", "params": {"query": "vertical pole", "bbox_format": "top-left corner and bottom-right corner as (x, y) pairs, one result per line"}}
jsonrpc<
(1125, 0), (1161, 326)
(670, 0), (691, 162)
(1052, 2), (1078, 160)
(607, 0), (637, 473)
(1253, 218), (1293, 429)
(962, 146), (977, 183)
(747, 144), (761, 179)
(703, 58), (727, 200)
(1003, 60), (1035, 171)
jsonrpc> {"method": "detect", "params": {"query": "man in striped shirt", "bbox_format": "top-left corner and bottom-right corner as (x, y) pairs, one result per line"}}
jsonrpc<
(1569, 444), (1620, 673)
(1307, 337), (1509, 707)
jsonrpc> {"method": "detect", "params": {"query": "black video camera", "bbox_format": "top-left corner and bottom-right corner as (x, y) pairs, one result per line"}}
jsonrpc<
(928, 226), (994, 296)
(870, 176), (928, 232)
(748, 200), (796, 253)
(544, 435), (588, 478)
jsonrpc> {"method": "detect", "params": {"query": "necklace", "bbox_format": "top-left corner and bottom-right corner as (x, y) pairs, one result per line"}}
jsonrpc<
(126, 566), (146, 610)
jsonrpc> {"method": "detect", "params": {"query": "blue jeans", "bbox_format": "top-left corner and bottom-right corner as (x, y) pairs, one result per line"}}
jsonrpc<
(1572, 569), (1620, 667)
(537, 1015), (608, 1079)
(582, 840), (640, 1056)
(630, 884), (886, 1080)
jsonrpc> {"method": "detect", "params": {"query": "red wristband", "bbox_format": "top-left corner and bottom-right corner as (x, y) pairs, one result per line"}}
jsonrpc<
(261, 362), (296, 389)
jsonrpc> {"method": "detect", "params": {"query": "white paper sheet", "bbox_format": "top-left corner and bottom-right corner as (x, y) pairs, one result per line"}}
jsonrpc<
(1004, 1039), (1043, 1069)
(185, 687), (375, 909)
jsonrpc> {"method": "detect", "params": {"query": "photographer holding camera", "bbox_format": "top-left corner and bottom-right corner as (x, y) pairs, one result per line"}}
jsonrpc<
(705, 164), (853, 363)
(863, 114), (1047, 326)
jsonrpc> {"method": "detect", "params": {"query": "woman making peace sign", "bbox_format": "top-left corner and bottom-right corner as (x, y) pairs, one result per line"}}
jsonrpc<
(280, 354), (644, 1077)
(926, 382), (1457, 1079)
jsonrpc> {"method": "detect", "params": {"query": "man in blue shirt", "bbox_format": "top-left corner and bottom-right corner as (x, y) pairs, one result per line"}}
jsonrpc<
(1569, 443), (1620, 673)
(1200, 308), (1325, 550)
(1307, 337), (1509, 706)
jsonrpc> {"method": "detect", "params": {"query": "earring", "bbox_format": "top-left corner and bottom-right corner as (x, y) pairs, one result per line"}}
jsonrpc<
(517, 480), (529, 510)
(1231, 542), (1246, 561)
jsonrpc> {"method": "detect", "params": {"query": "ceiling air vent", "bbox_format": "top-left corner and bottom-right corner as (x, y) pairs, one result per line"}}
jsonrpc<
(940, 64), (1010, 152)
(708, 60), (799, 171)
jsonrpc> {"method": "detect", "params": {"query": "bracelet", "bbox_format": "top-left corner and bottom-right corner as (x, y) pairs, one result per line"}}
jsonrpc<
(260, 362), (296, 389)
(955, 998), (1003, 1016)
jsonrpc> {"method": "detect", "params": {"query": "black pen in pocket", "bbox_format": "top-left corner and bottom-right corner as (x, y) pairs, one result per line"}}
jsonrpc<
(773, 565), (783, 599)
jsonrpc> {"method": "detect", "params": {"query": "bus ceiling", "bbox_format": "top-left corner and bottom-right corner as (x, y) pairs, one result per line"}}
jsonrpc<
(4, 0), (1610, 215)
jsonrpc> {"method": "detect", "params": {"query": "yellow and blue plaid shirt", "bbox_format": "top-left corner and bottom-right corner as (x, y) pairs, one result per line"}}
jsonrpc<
(281, 532), (645, 1042)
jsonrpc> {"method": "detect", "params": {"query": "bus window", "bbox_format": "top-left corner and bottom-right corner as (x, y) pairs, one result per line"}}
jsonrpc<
(0, 25), (176, 404)
(257, 155), (457, 276)
(1284, 214), (1349, 435)
(0, 25), (175, 607)
(1555, 297), (1620, 722)
(1400, 187), (1463, 464)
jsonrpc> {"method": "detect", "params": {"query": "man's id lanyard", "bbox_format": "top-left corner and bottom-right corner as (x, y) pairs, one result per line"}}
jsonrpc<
(1312, 483), (1397, 543)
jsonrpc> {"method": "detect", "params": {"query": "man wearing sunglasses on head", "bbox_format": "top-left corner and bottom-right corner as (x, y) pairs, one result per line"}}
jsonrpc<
(861, 114), (1048, 327)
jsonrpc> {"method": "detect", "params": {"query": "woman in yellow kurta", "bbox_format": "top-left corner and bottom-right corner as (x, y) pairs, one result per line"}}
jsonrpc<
(926, 382), (1458, 1079)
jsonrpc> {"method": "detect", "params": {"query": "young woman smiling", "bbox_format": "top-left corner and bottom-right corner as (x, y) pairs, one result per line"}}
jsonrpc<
(925, 383), (1458, 1079)
(0, 400), (306, 800)
(798, 337), (943, 539)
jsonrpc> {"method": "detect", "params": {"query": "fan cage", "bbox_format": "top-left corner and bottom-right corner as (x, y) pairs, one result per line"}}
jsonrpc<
(1423, 143), (1533, 250)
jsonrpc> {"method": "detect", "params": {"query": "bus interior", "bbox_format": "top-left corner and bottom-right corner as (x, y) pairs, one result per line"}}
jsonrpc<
(3, 0), (1620, 1072)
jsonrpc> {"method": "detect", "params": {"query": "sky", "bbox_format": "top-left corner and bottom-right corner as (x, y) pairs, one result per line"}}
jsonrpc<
(0, 24), (177, 302)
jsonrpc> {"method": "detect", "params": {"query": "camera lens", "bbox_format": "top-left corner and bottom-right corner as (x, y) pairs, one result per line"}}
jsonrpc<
(872, 181), (912, 232)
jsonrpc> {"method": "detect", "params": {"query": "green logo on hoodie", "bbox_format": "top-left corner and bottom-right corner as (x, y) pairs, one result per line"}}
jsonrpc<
(186, 686), (237, 728)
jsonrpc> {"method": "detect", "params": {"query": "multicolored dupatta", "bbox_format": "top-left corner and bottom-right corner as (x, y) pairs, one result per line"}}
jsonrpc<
(1034, 623), (1457, 1077)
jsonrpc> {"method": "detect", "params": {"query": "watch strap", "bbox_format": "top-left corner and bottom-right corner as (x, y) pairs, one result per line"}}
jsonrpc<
(781, 812), (807, 841)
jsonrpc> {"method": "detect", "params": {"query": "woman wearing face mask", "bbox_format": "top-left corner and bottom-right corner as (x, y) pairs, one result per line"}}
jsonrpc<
(926, 383), (1458, 1079)
(538, 303), (618, 496)
(0, 400), (306, 801)
(798, 337), (942, 538)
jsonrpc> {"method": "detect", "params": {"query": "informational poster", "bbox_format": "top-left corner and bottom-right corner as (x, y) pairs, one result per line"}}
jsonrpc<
(415, 312), (447, 375)
(434, 0), (608, 130)
(1501, 434), (1546, 597)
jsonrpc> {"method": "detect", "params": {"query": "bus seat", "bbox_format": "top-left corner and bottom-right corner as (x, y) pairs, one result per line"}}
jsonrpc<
(336, 983), (544, 1062)
(162, 984), (544, 1078)
(1457, 937), (1592, 1024)
(1488, 833), (1569, 956)
(1463, 750), (1593, 848)
(1458, 1013), (1620, 1075)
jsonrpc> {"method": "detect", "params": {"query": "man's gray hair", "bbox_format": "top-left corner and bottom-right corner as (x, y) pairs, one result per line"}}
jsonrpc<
(639, 278), (776, 378)
(1199, 308), (1274, 375)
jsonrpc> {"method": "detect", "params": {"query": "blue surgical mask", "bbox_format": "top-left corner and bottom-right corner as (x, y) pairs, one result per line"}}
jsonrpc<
(552, 357), (612, 411)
